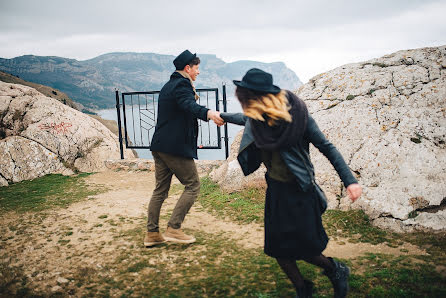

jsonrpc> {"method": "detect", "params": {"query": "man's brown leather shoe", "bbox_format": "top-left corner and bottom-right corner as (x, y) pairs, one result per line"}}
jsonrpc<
(163, 227), (196, 244)
(144, 231), (166, 247)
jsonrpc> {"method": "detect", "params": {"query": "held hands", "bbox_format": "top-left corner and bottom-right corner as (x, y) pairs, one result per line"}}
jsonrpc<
(346, 183), (362, 202)
(207, 110), (225, 126)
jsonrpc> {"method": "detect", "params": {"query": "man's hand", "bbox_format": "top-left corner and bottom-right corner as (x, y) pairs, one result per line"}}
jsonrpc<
(346, 183), (362, 202)
(207, 110), (224, 126)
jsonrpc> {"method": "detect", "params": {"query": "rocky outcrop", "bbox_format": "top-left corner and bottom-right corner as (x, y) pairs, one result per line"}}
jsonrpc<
(0, 82), (135, 186)
(0, 136), (72, 184)
(0, 70), (78, 110)
(298, 45), (446, 232)
(210, 130), (267, 192)
(105, 158), (223, 175)
(211, 45), (446, 232)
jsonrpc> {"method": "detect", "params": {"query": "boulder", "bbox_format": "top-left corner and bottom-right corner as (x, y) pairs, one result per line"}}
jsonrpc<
(210, 129), (267, 192)
(298, 45), (446, 231)
(0, 136), (73, 185)
(0, 82), (135, 186)
(211, 45), (446, 231)
(104, 158), (223, 175)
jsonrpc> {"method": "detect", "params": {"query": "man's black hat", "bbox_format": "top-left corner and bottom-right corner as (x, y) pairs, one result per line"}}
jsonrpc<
(233, 68), (281, 94)
(173, 50), (197, 70)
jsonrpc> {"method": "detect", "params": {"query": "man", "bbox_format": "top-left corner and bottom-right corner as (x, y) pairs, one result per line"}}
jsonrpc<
(144, 50), (224, 247)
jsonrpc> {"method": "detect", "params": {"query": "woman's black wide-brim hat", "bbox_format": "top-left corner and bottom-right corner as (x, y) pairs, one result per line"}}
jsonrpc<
(233, 68), (281, 94)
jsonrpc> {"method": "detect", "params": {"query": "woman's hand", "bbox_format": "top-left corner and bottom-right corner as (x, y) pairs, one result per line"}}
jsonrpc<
(346, 183), (362, 202)
(207, 110), (224, 126)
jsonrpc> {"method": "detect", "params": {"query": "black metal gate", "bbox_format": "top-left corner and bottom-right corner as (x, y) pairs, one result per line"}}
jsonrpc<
(115, 86), (229, 159)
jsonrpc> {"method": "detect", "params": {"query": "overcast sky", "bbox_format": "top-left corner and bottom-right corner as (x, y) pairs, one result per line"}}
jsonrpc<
(1, 0), (445, 83)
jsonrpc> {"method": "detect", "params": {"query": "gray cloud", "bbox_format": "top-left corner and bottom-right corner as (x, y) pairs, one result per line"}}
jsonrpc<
(0, 0), (438, 35)
(0, 0), (445, 82)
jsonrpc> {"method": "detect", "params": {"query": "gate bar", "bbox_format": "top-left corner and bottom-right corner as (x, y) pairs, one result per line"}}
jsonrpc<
(216, 89), (222, 150)
(115, 90), (124, 159)
(223, 84), (229, 159)
(121, 93), (130, 148)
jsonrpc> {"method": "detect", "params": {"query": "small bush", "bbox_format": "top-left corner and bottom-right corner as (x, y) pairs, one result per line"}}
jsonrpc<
(372, 62), (387, 68)
(410, 137), (421, 144)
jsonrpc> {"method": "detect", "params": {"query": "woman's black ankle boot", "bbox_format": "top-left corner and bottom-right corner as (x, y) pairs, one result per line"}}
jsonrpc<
(323, 257), (350, 298)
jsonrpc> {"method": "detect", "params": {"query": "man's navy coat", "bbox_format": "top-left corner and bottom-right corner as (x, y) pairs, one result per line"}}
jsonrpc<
(150, 72), (209, 159)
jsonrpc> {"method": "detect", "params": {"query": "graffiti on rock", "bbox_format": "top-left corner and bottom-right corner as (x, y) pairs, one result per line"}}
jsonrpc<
(38, 122), (73, 134)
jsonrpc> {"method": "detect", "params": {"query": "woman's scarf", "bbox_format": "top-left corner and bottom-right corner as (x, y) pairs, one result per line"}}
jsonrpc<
(249, 91), (308, 150)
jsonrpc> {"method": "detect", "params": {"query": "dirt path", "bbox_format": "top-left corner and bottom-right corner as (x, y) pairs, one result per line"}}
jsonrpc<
(86, 171), (426, 255)
(1, 170), (427, 294)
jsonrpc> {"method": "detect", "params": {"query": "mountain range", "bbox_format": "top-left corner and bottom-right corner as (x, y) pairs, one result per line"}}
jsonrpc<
(0, 53), (302, 110)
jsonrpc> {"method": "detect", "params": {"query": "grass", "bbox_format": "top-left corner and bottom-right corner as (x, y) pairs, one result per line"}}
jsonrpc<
(5, 225), (443, 297)
(1, 174), (445, 297)
(199, 178), (393, 244)
(349, 253), (446, 297)
(199, 178), (446, 249)
(0, 173), (106, 212)
(197, 178), (446, 295)
(67, 228), (308, 297)
(0, 261), (37, 298)
(322, 209), (397, 245)
(199, 177), (265, 223)
(345, 94), (357, 101)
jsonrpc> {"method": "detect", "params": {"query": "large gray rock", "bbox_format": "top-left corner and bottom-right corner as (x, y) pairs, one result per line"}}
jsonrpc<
(298, 45), (446, 231)
(0, 136), (72, 185)
(0, 82), (135, 186)
(210, 129), (267, 192)
(211, 45), (446, 232)
(104, 158), (223, 175)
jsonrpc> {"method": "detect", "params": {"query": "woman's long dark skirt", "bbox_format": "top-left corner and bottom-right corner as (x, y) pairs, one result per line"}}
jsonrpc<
(264, 174), (329, 259)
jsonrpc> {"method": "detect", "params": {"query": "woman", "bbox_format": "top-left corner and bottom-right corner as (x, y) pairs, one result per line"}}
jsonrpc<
(221, 68), (362, 298)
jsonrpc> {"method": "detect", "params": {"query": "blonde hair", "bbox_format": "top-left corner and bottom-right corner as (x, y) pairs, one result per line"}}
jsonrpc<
(236, 88), (292, 126)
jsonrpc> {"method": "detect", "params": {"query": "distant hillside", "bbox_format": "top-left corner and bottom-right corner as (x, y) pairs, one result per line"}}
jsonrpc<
(0, 70), (79, 111)
(0, 53), (302, 110)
